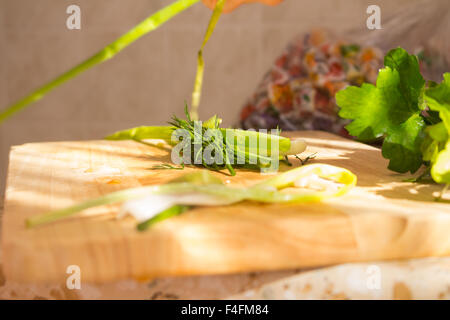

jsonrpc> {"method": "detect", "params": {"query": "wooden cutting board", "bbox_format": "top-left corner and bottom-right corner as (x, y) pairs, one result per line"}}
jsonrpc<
(2, 131), (450, 284)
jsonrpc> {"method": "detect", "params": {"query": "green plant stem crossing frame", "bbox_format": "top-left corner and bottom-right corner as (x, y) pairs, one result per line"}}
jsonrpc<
(0, 0), (201, 123)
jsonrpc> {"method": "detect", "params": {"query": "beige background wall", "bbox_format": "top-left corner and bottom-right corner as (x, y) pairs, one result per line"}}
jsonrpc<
(0, 0), (419, 195)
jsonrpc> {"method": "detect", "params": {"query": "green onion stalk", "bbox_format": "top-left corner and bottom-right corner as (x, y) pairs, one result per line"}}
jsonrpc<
(190, 0), (226, 120)
(26, 164), (357, 230)
(106, 106), (307, 176)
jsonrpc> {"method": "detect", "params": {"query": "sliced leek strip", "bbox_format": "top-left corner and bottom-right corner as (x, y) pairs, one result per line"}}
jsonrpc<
(26, 164), (357, 229)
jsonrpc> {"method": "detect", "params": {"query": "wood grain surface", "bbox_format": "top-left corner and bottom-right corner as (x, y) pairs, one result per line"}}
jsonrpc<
(2, 131), (450, 284)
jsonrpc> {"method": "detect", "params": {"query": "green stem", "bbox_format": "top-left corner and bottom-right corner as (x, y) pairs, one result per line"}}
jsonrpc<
(404, 167), (431, 183)
(137, 205), (190, 231)
(0, 0), (200, 124)
(190, 0), (225, 120)
(26, 186), (157, 228)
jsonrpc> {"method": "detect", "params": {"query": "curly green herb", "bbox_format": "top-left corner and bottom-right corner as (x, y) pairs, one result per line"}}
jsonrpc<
(337, 47), (450, 191)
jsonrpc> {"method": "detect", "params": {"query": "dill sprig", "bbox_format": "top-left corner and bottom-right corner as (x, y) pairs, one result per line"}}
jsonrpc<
(169, 105), (237, 175)
(150, 163), (185, 170)
(106, 105), (301, 176)
(295, 152), (317, 166)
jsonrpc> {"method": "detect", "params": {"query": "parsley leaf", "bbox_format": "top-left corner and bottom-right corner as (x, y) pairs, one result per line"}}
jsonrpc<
(421, 122), (447, 164)
(424, 73), (450, 184)
(425, 73), (450, 133)
(382, 113), (425, 173)
(337, 48), (426, 173)
(432, 142), (450, 184)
